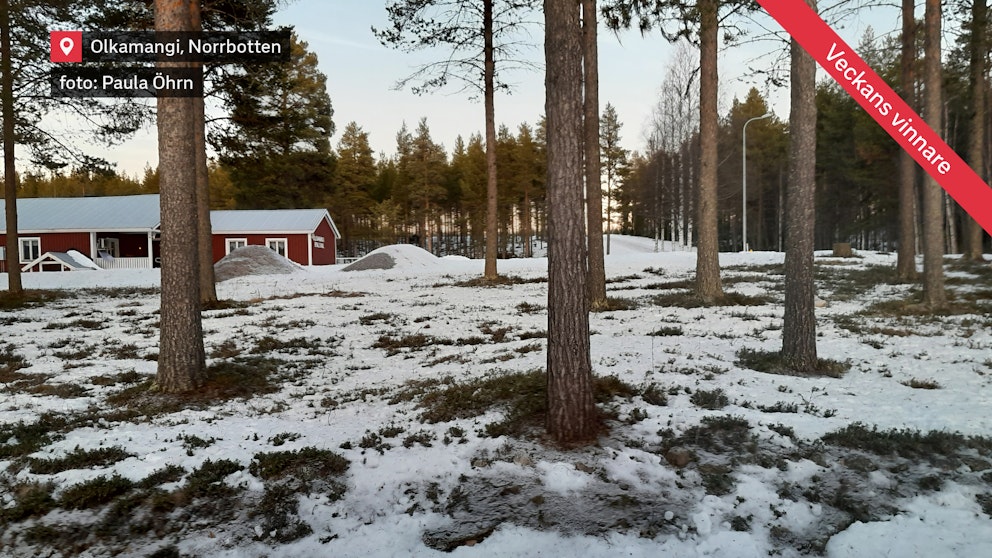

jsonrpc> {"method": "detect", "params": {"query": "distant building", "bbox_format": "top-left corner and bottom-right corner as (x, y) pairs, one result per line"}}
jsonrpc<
(0, 194), (339, 272)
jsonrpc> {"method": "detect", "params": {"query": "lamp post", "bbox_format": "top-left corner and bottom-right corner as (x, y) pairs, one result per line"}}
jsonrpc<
(742, 112), (773, 252)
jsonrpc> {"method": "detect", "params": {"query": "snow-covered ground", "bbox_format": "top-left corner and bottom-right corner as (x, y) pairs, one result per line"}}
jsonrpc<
(1, 237), (990, 557)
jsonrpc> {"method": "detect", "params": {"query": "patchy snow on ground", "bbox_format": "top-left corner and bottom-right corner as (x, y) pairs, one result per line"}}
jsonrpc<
(1, 236), (990, 558)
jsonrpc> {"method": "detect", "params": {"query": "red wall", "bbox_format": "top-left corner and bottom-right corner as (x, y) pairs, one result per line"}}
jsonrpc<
(37, 232), (91, 255)
(312, 219), (336, 265)
(0, 232), (90, 272)
(212, 233), (314, 265)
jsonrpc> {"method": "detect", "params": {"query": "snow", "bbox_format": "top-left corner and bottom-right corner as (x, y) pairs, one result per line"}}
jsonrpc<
(343, 244), (441, 271)
(1, 236), (990, 557)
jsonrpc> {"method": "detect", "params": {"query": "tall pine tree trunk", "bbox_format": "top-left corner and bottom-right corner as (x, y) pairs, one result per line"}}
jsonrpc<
(921, 0), (947, 309)
(483, 0), (500, 279)
(782, 0), (818, 371)
(156, 0), (206, 393)
(583, 0), (607, 308)
(896, 0), (918, 280)
(695, 0), (723, 302)
(545, 0), (598, 445)
(191, 1), (217, 304)
(963, 0), (987, 261)
(1, 0), (22, 294)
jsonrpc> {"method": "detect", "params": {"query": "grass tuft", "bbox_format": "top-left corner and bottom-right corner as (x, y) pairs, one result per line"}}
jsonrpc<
(29, 446), (133, 474)
(59, 474), (134, 510)
(250, 447), (349, 481)
(902, 378), (941, 390)
(737, 347), (849, 378)
(821, 423), (992, 459)
(690, 388), (729, 410)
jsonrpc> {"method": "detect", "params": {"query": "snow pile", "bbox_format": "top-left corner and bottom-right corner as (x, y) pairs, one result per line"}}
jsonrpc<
(343, 244), (438, 271)
(213, 245), (305, 282)
(66, 250), (101, 270)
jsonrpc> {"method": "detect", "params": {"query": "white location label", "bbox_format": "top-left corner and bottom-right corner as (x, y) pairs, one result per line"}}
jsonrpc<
(59, 37), (74, 56)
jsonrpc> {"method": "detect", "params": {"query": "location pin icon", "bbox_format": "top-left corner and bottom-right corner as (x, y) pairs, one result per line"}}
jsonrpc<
(60, 37), (74, 57)
(50, 31), (82, 62)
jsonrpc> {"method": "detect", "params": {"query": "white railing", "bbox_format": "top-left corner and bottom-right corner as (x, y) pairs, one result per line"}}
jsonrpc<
(95, 257), (152, 270)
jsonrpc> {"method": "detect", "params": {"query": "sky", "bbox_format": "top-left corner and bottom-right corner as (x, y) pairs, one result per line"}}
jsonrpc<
(64, 1), (909, 178)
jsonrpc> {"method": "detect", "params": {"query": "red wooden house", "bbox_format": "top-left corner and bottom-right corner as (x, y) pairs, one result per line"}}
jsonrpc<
(0, 195), (339, 272)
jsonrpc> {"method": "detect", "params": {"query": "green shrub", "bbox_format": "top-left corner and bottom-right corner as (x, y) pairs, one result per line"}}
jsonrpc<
(59, 475), (134, 510)
(250, 447), (348, 481)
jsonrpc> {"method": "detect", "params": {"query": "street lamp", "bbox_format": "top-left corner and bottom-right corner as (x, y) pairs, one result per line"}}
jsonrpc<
(742, 112), (773, 252)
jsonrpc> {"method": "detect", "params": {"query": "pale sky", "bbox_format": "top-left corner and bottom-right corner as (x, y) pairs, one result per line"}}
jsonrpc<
(61, 1), (908, 178)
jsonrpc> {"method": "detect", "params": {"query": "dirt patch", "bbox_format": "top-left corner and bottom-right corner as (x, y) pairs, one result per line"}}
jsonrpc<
(214, 246), (305, 282)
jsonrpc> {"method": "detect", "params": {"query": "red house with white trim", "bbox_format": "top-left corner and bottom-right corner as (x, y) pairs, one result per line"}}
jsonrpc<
(0, 194), (339, 272)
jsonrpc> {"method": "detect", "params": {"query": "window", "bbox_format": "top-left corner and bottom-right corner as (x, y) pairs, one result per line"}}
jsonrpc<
(19, 237), (41, 263)
(0, 246), (4, 260)
(226, 238), (248, 255)
(266, 238), (288, 257)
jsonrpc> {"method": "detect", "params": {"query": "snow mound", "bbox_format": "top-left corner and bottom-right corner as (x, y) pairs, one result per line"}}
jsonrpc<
(213, 245), (305, 282)
(66, 250), (101, 270)
(343, 244), (438, 271)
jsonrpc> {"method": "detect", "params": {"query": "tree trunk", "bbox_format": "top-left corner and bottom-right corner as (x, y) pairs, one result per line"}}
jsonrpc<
(1, 0), (22, 294)
(583, 0), (607, 309)
(191, 1), (217, 305)
(695, 0), (723, 302)
(921, 0), (947, 309)
(896, 0), (918, 280)
(483, 0), (499, 279)
(544, 0), (598, 445)
(156, 0), (206, 393)
(963, 0), (987, 261)
(523, 188), (533, 257)
(782, 0), (818, 371)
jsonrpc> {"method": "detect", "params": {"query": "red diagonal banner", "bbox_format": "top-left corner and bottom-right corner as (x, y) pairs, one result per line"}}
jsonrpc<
(757, 0), (992, 235)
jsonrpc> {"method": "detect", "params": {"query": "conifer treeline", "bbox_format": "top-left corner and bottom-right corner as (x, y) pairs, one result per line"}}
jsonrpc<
(19, 24), (990, 258)
(622, 26), (991, 254)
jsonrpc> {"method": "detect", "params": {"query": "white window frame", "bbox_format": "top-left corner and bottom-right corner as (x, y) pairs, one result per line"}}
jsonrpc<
(19, 237), (41, 263)
(226, 238), (248, 255)
(266, 238), (288, 257)
(0, 245), (5, 260)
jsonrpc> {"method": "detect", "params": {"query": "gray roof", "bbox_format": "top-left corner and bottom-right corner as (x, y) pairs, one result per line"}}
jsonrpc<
(211, 209), (339, 237)
(1, 195), (339, 238)
(26, 251), (100, 271)
(1, 194), (160, 233)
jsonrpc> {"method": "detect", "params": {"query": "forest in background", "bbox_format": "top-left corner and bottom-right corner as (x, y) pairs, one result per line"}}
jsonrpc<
(5, 2), (991, 260)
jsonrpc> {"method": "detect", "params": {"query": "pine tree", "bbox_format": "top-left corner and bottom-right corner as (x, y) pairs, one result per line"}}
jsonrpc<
(191, 1), (216, 306)
(1, 0), (17, 293)
(694, 0), (723, 302)
(334, 122), (378, 257)
(545, 0), (599, 444)
(1, 0), (149, 293)
(963, 0), (987, 261)
(375, 0), (538, 279)
(896, 0), (918, 280)
(155, 0), (206, 393)
(584, 0), (608, 309)
(212, 33), (335, 210)
(600, 103), (628, 255)
(921, 0), (947, 309)
(782, 0), (818, 371)
(403, 119), (448, 252)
